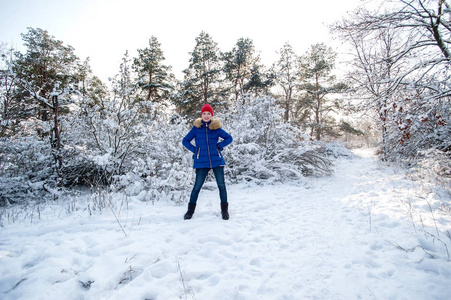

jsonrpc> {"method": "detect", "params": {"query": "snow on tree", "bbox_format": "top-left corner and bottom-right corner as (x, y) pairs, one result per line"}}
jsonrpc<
(223, 95), (336, 183)
(333, 0), (451, 162)
(0, 44), (20, 137)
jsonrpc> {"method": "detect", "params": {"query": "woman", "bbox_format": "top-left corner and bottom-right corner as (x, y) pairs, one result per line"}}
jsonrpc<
(182, 104), (233, 220)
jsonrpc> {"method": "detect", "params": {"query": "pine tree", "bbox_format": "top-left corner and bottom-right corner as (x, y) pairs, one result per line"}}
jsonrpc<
(223, 38), (261, 102)
(242, 65), (274, 99)
(272, 42), (300, 123)
(178, 31), (225, 117)
(76, 57), (93, 97)
(298, 43), (347, 140)
(133, 36), (174, 104)
(0, 44), (21, 137)
(84, 76), (109, 109)
(14, 28), (80, 103)
(12, 27), (83, 178)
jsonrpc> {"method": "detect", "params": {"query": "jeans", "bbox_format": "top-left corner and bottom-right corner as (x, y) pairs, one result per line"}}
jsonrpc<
(189, 167), (228, 204)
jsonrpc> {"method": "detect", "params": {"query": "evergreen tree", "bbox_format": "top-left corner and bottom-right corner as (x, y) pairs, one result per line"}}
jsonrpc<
(0, 44), (21, 137)
(14, 28), (80, 104)
(76, 57), (93, 97)
(133, 36), (174, 103)
(12, 27), (83, 178)
(223, 38), (261, 102)
(272, 42), (300, 123)
(178, 31), (225, 117)
(242, 64), (274, 99)
(298, 43), (347, 140)
(84, 76), (109, 109)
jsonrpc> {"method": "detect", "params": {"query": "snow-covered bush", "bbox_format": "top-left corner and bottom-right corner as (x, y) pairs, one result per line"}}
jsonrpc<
(61, 82), (153, 187)
(112, 113), (193, 204)
(414, 149), (451, 197)
(321, 141), (356, 159)
(0, 93), (350, 206)
(222, 95), (335, 184)
(0, 136), (56, 205)
(385, 95), (451, 162)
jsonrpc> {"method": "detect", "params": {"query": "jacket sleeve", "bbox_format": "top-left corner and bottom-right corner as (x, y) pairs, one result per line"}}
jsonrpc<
(182, 127), (197, 153)
(217, 129), (233, 149)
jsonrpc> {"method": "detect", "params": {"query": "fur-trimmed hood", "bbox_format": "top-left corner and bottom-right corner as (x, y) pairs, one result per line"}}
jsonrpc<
(193, 118), (222, 130)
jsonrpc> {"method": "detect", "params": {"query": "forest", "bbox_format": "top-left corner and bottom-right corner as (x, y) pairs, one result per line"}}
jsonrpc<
(0, 0), (450, 206)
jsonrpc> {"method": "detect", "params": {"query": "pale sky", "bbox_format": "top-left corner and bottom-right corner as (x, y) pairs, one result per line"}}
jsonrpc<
(0, 0), (364, 81)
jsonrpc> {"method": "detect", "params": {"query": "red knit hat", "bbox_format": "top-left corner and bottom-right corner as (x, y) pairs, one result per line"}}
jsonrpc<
(201, 103), (214, 116)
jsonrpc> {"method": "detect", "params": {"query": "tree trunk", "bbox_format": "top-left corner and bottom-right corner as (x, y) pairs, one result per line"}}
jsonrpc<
(51, 95), (63, 180)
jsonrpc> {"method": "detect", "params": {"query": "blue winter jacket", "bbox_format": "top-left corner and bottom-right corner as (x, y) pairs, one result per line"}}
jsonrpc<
(182, 118), (233, 169)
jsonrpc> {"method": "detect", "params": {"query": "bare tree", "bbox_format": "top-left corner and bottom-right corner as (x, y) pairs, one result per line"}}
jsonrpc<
(333, 0), (451, 159)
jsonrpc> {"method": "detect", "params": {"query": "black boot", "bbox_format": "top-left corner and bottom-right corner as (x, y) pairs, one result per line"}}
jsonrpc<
(221, 202), (229, 220)
(184, 203), (196, 220)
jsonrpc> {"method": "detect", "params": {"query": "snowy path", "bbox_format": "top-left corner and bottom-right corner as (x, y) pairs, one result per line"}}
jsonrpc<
(1, 149), (450, 299)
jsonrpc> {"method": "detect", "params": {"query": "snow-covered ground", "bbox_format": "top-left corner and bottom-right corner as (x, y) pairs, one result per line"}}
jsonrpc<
(1, 148), (450, 300)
